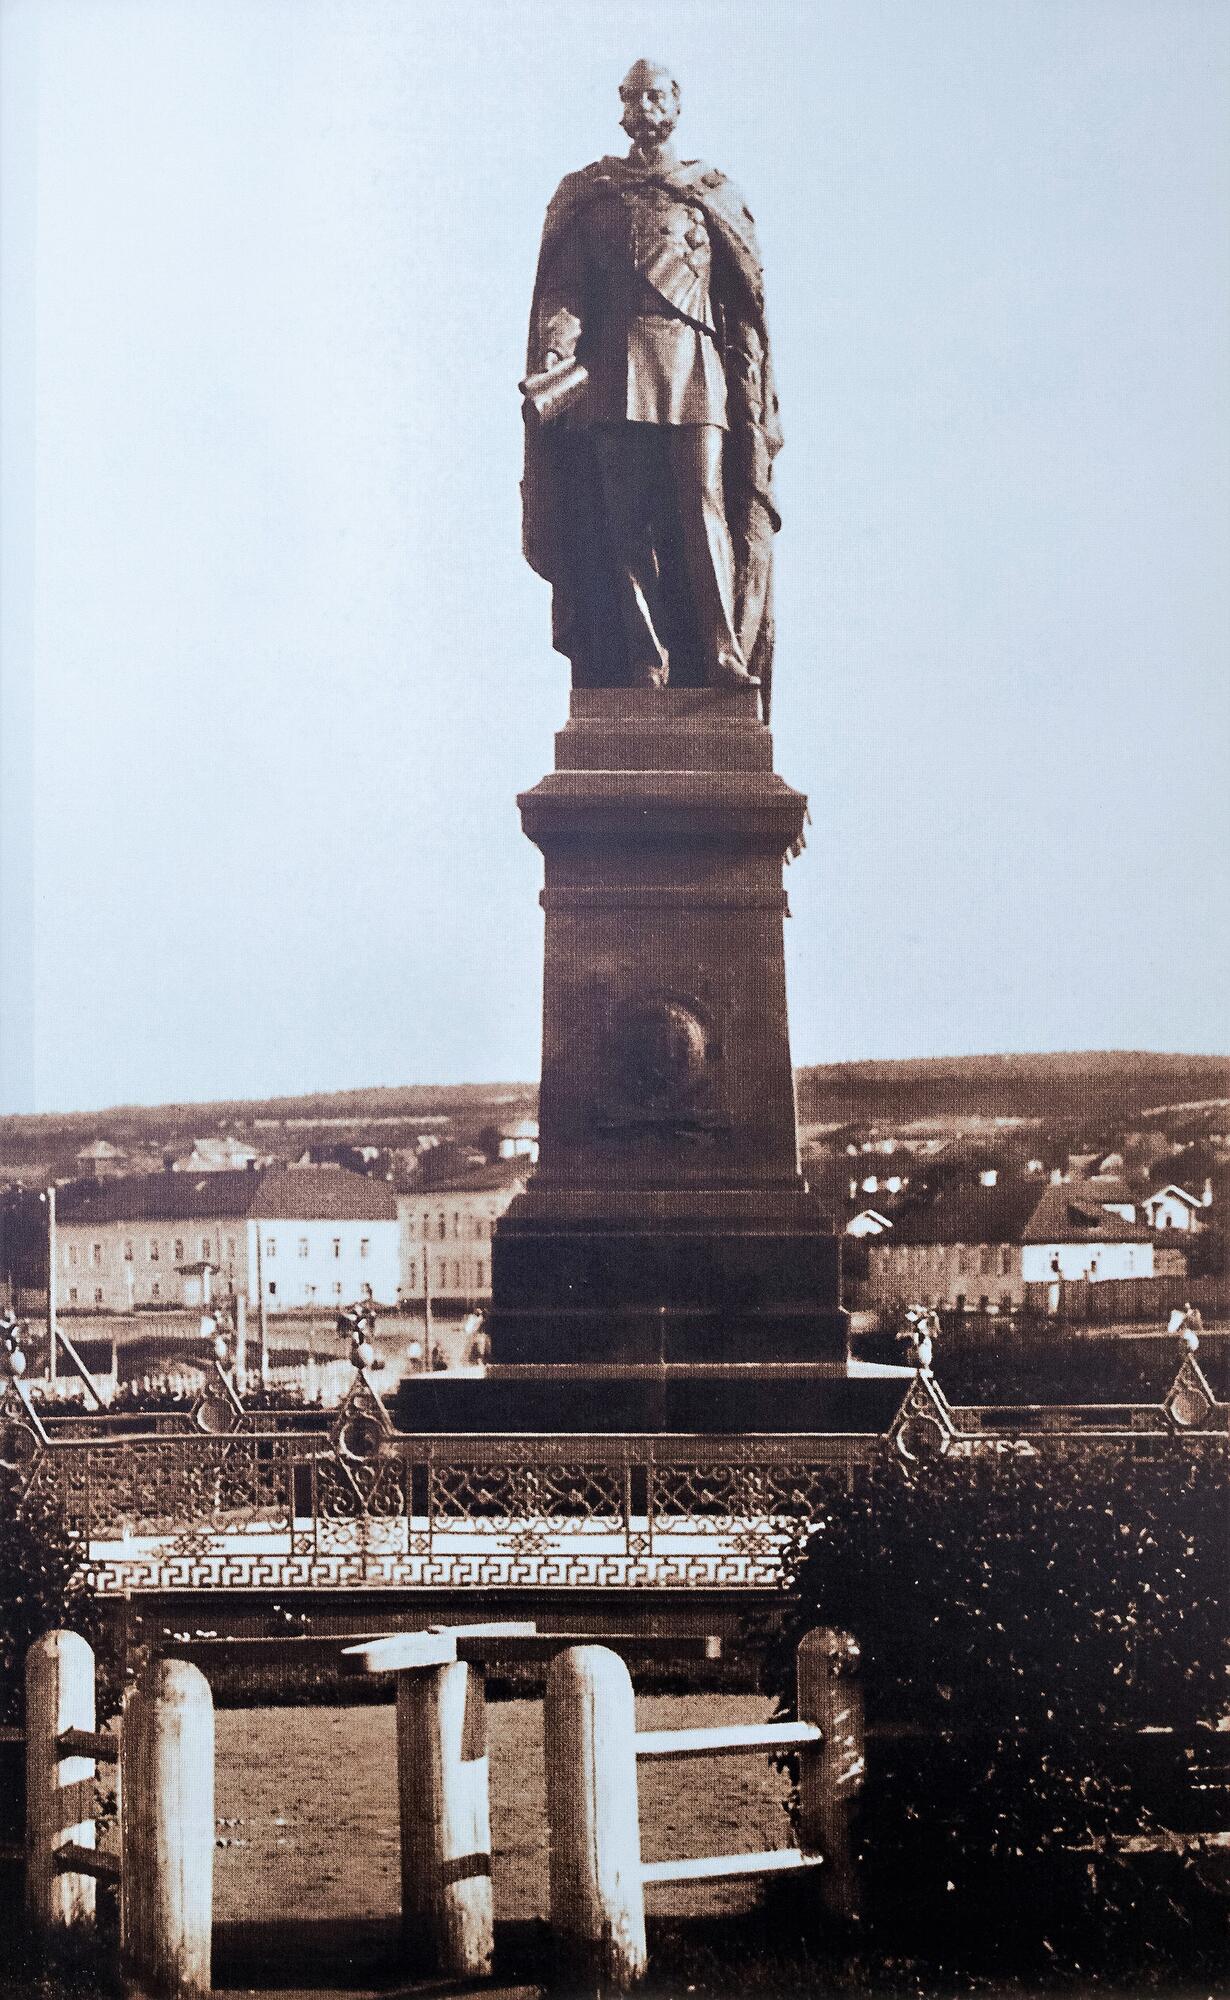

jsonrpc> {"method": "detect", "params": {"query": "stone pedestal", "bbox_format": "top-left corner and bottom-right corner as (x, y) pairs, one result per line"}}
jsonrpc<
(488, 688), (846, 1371)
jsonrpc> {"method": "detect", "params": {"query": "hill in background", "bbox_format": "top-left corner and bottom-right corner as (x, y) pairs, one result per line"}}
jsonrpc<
(1, 1052), (1227, 1175)
(795, 1050), (1230, 1132)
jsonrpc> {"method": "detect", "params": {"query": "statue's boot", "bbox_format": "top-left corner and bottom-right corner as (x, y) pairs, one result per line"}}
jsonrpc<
(708, 651), (760, 690)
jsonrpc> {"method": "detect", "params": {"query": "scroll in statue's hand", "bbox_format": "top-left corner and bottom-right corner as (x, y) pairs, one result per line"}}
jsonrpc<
(520, 354), (589, 423)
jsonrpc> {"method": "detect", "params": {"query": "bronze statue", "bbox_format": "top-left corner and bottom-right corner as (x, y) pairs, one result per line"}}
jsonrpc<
(522, 61), (782, 708)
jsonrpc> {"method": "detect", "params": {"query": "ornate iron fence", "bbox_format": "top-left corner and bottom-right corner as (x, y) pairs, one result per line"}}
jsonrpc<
(2, 1358), (1226, 1595)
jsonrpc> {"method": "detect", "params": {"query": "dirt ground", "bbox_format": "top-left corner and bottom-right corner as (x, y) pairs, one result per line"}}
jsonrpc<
(209, 1692), (790, 1996)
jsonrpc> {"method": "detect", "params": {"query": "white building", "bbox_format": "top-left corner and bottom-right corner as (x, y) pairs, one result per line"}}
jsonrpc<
(1019, 1182), (1185, 1283)
(55, 1166), (399, 1313)
(1142, 1184), (1210, 1233)
(396, 1160), (526, 1306)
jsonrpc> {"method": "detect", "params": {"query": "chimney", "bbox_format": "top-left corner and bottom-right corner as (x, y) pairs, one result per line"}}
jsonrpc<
(1203, 1177), (1214, 1207)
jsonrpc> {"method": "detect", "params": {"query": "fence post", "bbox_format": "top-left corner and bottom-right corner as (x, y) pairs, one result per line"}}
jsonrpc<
(797, 1627), (864, 1925)
(396, 1661), (493, 1978)
(25, 1630), (97, 1937)
(545, 1644), (646, 1992)
(120, 1658), (213, 2000)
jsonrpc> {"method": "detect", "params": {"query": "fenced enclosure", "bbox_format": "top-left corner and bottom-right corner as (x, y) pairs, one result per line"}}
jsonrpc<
(11, 1622), (862, 1997)
(2, 1354), (1225, 1596)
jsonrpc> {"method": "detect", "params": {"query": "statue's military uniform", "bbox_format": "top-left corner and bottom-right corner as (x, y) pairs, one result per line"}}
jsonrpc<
(536, 168), (743, 684)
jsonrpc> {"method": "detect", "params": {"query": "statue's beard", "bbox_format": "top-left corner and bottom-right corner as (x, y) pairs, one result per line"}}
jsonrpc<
(622, 108), (678, 151)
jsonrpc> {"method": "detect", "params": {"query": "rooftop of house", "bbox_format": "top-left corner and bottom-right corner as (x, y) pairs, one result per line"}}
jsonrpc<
(1021, 1182), (1155, 1245)
(75, 1139), (126, 1161)
(880, 1177), (1044, 1247)
(173, 1137), (260, 1170)
(396, 1157), (528, 1198)
(56, 1165), (397, 1226)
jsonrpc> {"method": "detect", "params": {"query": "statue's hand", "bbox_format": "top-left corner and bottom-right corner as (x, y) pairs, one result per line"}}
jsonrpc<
(541, 308), (582, 369)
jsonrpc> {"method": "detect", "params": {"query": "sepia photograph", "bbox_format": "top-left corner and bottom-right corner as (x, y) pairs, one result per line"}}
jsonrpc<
(0, 3), (1227, 1996)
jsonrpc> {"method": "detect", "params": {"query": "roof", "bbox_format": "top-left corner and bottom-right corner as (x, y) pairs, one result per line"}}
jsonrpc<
(1022, 1182), (1153, 1245)
(397, 1158), (527, 1198)
(173, 1137), (259, 1170)
(886, 1178), (1048, 1247)
(76, 1139), (125, 1160)
(56, 1165), (396, 1227)
(1145, 1184), (1204, 1208)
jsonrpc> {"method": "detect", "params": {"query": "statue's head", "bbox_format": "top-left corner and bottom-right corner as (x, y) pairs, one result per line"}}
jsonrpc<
(619, 59), (680, 150)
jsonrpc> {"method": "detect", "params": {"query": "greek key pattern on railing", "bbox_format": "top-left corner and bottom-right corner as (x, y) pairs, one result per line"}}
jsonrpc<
(7, 1359), (1224, 1594)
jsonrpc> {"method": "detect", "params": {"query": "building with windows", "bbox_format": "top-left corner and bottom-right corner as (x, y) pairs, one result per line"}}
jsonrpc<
(396, 1160), (527, 1308)
(862, 1180), (1043, 1312)
(54, 1166), (398, 1312)
(1020, 1182), (1186, 1283)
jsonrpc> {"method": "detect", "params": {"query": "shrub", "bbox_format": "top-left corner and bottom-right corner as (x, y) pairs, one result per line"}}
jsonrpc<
(764, 1441), (1228, 1981)
(0, 1483), (96, 1730)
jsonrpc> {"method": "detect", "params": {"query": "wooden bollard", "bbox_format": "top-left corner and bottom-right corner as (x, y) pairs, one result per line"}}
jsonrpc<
(25, 1630), (97, 1937)
(545, 1645), (646, 1992)
(797, 1627), (864, 1925)
(120, 1659), (214, 1999)
(396, 1661), (493, 1978)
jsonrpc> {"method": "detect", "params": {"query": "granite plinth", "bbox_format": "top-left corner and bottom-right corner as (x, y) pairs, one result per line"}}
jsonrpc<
(486, 688), (847, 1384)
(393, 1367), (900, 1435)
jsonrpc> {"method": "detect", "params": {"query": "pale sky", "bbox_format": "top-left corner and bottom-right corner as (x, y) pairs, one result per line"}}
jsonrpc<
(1, 0), (1227, 1115)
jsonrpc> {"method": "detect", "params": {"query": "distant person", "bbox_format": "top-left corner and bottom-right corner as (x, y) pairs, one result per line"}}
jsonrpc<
(430, 1344), (448, 1372)
(1169, 1301), (1203, 1353)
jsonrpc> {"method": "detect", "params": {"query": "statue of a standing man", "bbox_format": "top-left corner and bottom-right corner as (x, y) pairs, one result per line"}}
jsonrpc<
(522, 61), (783, 707)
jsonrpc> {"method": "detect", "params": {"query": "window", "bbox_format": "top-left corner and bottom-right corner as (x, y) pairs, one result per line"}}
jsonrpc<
(68, 1244), (78, 1266)
(978, 1246), (991, 1277)
(999, 1245), (1011, 1277)
(200, 1237), (210, 1259)
(68, 1287), (78, 1304)
(421, 1213), (430, 1240)
(436, 1214), (446, 1240)
(123, 1240), (134, 1262)
(94, 1287), (103, 1304)
(148, 1239), (160, 1262)
(437, 1261), (447, 1289)
(476, 1259), (485, 1288)
(90, 1242), (102, 1267)
(452, 1262), (461, 1288)
(408, 1259), (418, 1292)
(151, 1281), (161, 1300)
(267, 1280), (277, 1297)
(174, 1239), (185, 1262)
(265, 1238), (277, 1258)
(298, 1237), (309, 1257)
(452, 1212), (461, 1239)
(332, 1238), (341, 1259)
(226, 1238), (236, 1261)
(360, 1238), (370, 1259)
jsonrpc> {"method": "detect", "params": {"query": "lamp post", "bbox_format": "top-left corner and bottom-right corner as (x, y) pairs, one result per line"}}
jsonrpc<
(41, 1187), (57, 1386)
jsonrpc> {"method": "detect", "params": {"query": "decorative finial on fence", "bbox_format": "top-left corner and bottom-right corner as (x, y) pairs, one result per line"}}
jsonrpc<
(338, 1287), (379, 1371)
(896, 1304), (939, 1375)
(1, 1312), (28, 1378)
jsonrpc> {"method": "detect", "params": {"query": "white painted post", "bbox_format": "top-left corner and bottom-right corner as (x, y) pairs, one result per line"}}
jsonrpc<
(797, 1627), (864, 1925)
(396, 1661), (493, 1978)
(119, 1673), (149, 1968)
(120, 1658), (214, 1999)
(545, 1645), (647, 1992)
(25, 1630), (97, 1936)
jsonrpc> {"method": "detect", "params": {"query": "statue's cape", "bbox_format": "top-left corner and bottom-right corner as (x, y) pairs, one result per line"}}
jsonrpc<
(523, 153), (783, 702)
(533, 153), (772, 318)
